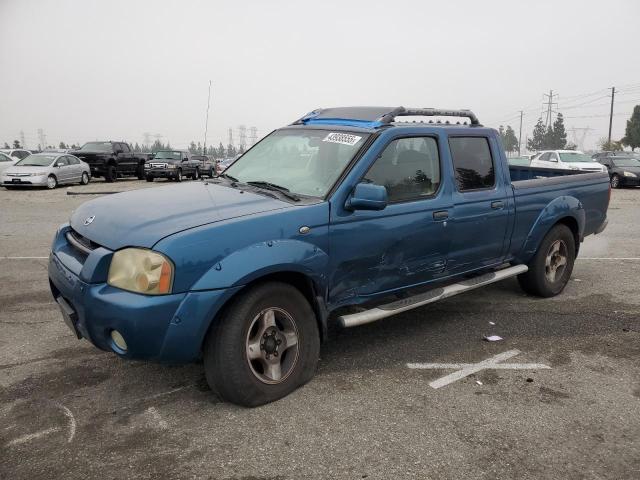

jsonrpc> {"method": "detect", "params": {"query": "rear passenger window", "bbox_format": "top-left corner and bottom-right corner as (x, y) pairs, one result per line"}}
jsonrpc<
(449, 137), (495, 191)
(364, 137), (440, 202)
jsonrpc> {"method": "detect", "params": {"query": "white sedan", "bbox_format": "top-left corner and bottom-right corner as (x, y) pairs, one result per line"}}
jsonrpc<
(530, 150), (606, 172)
(1, 153), (91, 189)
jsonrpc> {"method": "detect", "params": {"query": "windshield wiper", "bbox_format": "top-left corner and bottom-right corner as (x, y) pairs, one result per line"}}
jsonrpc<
(246, 181), (300, 202)
(220, 173), (239, 182)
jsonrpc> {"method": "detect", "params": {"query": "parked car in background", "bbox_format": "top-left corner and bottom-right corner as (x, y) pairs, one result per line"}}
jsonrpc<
(0, 148), (32, 161)
(1, 153), (90, 189)
(71, 141), (150, 182)
(0, 151), (18, 174)
(598, 155), (640, 188)
(144, 150), (202, 182)
(48, 106), (610, 407)
(530, 150), (606, 172)
(507, 156), (530, 166)
(592, 151), (640, 161)
(191, 154), (216, 178)
(215, 156), (236, 175)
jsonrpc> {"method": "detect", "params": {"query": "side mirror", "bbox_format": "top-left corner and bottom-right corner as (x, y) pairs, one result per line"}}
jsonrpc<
(346, 182), (388, 211)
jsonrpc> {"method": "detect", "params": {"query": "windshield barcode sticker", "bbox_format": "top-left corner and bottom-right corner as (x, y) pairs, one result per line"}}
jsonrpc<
(322, 133), (362, 146)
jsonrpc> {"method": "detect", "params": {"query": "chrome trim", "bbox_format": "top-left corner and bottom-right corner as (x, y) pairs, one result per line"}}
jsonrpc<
(338, 264), (529, 328)
(66, 231), (93, 256)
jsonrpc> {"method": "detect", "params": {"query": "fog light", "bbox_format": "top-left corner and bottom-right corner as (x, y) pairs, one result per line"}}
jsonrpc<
(110, 330), (128, 352)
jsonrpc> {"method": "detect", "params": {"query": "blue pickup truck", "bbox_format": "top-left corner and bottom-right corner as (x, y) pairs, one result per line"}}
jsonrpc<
(48, 107), (609, 406)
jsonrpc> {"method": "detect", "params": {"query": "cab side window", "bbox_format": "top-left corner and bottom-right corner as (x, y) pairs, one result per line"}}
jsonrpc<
(449, 136), (495, 191)
(120, 143), (130, 153)
(539, 152), (551, 161)
(364, 136), (440, 202)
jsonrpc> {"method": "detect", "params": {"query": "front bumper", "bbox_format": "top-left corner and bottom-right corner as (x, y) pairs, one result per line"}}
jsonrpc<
(146, 168), (177, 178)
(1, 174), (48, 186)
(47, 225), (240, 363)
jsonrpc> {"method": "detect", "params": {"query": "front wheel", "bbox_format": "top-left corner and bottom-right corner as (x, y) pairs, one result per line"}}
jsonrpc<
(610, 174), (621, 189)
(46, 175), (57, 189)
(517, 224), (576, 297)
(146, 176), (154, 182)
(136, 165), (145, 180)
(175, 169), (183, 182)
(203, 282), (320, 407)
(105, 165), (117, 183)
(80, 172), (90, 185)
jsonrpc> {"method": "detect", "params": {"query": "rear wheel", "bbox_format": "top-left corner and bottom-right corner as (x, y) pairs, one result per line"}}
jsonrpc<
(203, 282), (320, 407)
(136, 164), (145, 180)
(80, 172), (90, 185)
(193, 167), (200, 180)
(46, 175), (57, 189)
(105, 165), (117, 183)
(146, 176), (154, 182)
(518, 224), (576, 297)
(610, 174), (621, 189)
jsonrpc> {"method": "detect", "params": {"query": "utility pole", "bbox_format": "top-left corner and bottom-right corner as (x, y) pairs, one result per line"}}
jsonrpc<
(607, 86), (616, 146)
(518, 111), (523, 156)
(19, 130), (26, 149)
(203, 80), (212, 155)
(542, 90), (558, 128)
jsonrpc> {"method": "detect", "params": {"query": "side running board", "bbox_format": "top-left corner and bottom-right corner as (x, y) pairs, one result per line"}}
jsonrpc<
(338, 264), (528, 328)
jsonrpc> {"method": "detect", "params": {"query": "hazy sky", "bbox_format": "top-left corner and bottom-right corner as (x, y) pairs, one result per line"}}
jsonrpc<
(1, 0), (639, 151)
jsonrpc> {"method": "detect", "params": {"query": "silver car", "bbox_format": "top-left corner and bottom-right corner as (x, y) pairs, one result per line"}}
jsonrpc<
(1, 153), (91, 189)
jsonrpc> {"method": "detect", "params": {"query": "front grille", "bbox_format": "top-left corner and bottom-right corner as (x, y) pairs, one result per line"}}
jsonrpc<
(149, 163), (168, 169)
(67, 229), (100, 256)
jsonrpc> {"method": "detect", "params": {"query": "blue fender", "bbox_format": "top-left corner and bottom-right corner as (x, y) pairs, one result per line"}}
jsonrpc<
(190, 239), (329, 292)
(518, 195), (585, 262)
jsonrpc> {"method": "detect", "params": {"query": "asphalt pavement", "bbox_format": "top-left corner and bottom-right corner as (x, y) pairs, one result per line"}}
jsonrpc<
(1, 179), (638, 480)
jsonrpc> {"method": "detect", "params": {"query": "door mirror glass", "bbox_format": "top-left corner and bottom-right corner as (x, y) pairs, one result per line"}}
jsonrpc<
(346, 182), (388, 211)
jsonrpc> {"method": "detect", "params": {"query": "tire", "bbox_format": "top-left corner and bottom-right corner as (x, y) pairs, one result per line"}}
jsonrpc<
(136, 164), (145, 180)
(105, 165), (117, 183)
(80, 172), (90, 185)
(517, 224), (576, 297)
(175, 169), (183, 182)
(208, 168), (214, 178)
(146, 176), (154, 182)
(610, 174), (621, 189)
(193, 167), (200, 180)
(46, 175), (57, 189)
(203, 282), (320, 407)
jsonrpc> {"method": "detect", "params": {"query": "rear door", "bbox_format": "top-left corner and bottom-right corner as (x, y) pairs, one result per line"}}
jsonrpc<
(65, 155), (82, 182)
(446, 135), (510, 274)
(118, 143), (136, 173)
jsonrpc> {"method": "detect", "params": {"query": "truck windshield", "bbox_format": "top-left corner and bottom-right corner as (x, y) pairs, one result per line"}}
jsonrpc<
(224, 129), (369, 198)
(78, 142), (113, 153)
(153, 151), (182, 160)
(559, 152), (596, 163)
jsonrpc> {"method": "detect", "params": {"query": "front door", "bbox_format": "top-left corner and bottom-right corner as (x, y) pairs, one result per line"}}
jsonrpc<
(447, 135), (510, 273)
(329, 135), (452, 304)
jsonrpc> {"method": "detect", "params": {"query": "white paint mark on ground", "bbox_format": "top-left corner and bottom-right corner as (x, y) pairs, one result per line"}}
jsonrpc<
(0, 256), (49, 260)
(55, 403), (76, 443)
(5, 427), (60, 447)
(577, 257), (640, 260)
(146, 407), (169, 430)
(408, 349), (551, 389)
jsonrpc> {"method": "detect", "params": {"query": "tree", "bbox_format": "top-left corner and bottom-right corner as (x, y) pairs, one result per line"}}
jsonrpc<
(527, 118), (547, 151)
(197, 142), (203, 155)
(227, 144), (237, 157)
(2, 142), (9, 149)
(217, 142), (225, 158)
(503, 126), (519, 153)
(59, 142), (67, 149)
(188, 141), (198, 154)
(622, 105), (640, 151)
(13, 140), (21, 148)
(151, 139), (165, 153)
(598, 137), (624, 151)
(498, 125), (505, 144)
(238, 145), (245, 155)
(548, 113), (567, 149)
(565, 142), (577, 151)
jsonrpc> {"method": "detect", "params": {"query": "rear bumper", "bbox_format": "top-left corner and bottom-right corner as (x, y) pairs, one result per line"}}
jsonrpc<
(595, 216), (608, 235)
(47, 226), (241, 363)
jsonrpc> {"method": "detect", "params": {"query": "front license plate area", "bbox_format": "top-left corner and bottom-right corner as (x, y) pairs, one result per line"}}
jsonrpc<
(56, 296), (81, 339)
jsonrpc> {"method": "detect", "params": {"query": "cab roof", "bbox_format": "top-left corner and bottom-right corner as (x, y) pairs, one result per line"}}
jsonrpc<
(291, 106), (481, 130)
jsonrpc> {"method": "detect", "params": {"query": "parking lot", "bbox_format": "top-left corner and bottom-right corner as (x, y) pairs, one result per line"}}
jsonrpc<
(1, 180), (638, 480)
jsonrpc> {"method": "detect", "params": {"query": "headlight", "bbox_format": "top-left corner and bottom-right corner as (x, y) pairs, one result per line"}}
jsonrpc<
(107, 248), (174, 295)
(167, 164), (177, 169)
(144, 163), (151, 169)
(623, 171), (637, 177)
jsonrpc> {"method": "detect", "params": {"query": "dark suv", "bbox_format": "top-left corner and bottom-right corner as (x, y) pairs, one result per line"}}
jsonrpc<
(144, 150), (202, 182)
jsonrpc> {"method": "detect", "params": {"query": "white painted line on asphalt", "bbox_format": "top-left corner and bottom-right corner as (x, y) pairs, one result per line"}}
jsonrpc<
(407, 349), (551, 389)
(55, 402), (76, 443)
(578, 257), (640, 260)
(5, 427), (60, 447)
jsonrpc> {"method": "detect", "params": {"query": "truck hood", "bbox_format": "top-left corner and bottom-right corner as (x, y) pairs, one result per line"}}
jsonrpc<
(69, 182), (292, 250)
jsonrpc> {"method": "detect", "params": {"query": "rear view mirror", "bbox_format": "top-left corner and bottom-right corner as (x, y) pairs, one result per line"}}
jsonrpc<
(346, 182), (388, 211)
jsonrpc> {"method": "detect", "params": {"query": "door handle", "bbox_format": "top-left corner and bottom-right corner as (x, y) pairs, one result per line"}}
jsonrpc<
(433, 210), (449, 220)
(491, 201), (504, 210)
